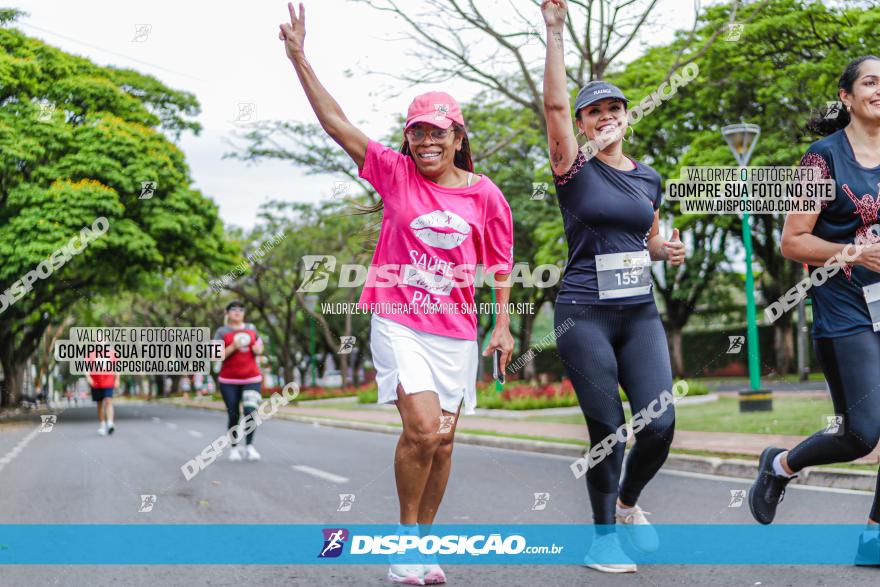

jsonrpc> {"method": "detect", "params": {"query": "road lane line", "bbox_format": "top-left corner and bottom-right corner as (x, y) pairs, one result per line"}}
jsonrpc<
(291, 465), (349, 484)
(0, 427), (41, 473)
(187, 430), (204, 438)
(166, 422), (178, 430)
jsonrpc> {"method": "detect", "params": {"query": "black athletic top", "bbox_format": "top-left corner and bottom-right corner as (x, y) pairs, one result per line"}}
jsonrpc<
(801, 129), (880, 338)
(552, 149), (662, 305)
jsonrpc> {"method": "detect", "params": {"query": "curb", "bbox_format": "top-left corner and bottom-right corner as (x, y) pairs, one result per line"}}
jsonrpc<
(469, 393), (718, 419)
(0, 405), (63, 423)
(320, 393), (718, 419)
(163, 400), (877, 492)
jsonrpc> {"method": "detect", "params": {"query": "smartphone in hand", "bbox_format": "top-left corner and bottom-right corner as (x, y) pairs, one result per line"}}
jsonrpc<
(492, 348), (505, 384)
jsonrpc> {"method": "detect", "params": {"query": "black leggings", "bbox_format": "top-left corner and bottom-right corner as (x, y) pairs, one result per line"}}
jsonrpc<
(219, 382), (261, 445)
(786, 330), (880, 522)
(555, 302), (675, 525)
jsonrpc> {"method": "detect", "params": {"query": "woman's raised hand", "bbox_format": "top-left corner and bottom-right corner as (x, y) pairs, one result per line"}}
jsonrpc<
(279, 2), (306, 60)
(541, 0), (568, 27)
(279, 0), (368, 169)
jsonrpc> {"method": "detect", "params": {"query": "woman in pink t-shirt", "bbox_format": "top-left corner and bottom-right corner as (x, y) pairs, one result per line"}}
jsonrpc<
(281, 4), (514, 584)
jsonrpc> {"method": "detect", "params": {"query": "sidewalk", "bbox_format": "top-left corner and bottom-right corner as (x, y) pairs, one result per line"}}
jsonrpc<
(170, 397), (880, 466)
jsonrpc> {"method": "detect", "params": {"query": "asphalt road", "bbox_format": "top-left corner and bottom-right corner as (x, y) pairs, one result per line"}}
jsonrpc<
(0, 401), (878, 586)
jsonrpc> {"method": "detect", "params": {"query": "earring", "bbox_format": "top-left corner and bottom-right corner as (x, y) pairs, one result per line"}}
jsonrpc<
(622, 126), (635, 143)
(846, 104), (852, 112)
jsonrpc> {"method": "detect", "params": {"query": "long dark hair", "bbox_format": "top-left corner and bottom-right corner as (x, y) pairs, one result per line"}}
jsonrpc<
(807, 55), (880, 136)
(355, 123), (473, 217)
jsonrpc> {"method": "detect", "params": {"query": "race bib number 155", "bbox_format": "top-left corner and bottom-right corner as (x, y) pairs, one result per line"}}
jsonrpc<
(596, 250), (652, 300)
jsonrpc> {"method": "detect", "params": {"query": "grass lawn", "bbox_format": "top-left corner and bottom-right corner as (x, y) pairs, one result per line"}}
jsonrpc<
(700, 373), (826, 385)
(524, 396), (836, 437)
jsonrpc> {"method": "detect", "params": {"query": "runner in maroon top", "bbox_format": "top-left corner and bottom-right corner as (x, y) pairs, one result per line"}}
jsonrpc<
(213, 301), (265, 461)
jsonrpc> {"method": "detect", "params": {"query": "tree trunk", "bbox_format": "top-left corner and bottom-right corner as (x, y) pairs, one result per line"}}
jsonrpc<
(0, 356), (25, 409)
(667, 327), (684, 378)
(280, 349), (294, 388)
(773, 318), (794, 376)
(351, 348), (363, 387)
(153, 374), (165, 397)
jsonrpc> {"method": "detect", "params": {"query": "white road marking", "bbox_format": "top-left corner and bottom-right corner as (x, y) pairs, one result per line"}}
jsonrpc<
(0, 427), (41, 473)
(291, 465), (349, 484)
(187, 430), (204, 438)
(166, 422), (178, 430)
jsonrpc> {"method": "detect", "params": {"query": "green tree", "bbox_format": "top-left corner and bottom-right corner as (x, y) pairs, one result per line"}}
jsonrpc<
(0, 12), (235, 406)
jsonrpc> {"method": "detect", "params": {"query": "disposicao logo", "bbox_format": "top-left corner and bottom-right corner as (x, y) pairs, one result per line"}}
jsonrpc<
(318, 528), (348, 558)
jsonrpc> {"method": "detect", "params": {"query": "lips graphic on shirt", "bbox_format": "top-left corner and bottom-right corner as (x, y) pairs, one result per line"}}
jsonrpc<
(409, 210), (471, 250)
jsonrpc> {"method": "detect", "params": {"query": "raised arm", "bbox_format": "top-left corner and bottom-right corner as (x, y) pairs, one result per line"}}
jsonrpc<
(279, 2), (369, 169)
(541, 0), (578, 177)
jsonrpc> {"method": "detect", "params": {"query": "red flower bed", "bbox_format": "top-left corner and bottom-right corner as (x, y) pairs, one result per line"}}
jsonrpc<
(262, 382), (375, 401)
(489, 379), (576, 401)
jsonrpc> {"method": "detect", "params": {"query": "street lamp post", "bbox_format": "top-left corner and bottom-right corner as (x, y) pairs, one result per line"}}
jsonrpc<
(304, 295), (319, 387)
(721, 123), (771, 411)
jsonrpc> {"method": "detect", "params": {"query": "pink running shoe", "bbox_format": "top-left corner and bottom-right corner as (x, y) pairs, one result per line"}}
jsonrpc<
(423, 565), (446, 584)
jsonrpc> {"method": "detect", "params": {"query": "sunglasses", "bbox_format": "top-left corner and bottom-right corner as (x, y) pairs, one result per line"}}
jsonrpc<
(405, 127), (453, 144)
(228, 306), (245, 312)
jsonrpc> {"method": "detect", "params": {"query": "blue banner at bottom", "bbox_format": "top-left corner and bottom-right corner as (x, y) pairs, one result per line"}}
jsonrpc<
(0, 525), (878, 565)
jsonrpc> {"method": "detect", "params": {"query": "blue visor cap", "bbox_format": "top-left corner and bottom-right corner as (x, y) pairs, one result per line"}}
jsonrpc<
(574, 82), (628, 113)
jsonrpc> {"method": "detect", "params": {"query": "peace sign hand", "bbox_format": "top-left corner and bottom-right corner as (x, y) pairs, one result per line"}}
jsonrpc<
(279, 2), (306, 60)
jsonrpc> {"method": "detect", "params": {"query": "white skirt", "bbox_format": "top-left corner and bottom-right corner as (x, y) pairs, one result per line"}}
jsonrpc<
(370, 314), (479, 415)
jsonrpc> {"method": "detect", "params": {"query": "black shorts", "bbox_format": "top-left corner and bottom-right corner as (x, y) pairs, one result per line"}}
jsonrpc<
(90, 387), (113, 402)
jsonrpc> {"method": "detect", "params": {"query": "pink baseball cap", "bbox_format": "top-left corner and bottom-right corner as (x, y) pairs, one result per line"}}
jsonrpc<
(405, 91), (465, 130)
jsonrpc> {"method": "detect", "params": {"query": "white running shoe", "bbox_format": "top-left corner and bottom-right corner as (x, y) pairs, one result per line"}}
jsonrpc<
(616, 504), (659, 552)
(97, 424), (107, 436)
(245, 445), (261, 461)
(388, 564), (425, 585)
(583, 532), (637, 573)
(228, 446), (243, 461)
